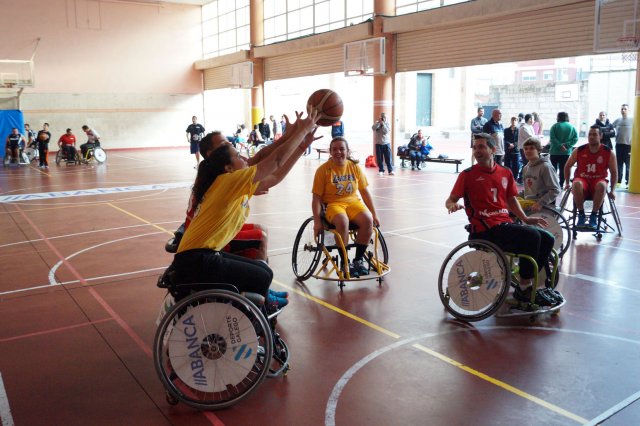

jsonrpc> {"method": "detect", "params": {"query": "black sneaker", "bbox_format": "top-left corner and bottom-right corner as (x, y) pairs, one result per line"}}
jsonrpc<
(514, 286), (555, 307)
(513, 286), (533, 303)
(352, 258), (369, 276)
(541, 288), (563, 305)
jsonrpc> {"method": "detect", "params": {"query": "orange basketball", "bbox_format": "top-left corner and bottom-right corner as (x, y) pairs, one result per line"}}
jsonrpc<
(38, 132), (48, 141)
(306, 89), (343, 127)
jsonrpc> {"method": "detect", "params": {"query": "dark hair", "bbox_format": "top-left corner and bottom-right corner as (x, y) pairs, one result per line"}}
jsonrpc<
(44, 122), (49, 126)
(191, 143), (233, 208)
(589, 125), (603, 135)
(557, 112), (569, 122)
(330, 137), (359, 164)
(524, 113), (532, 122)
(198, 131), (222, 158)
(473, 132), (495, 148)
(518, 113), (524, 119)
(66, 128), (72, 132)
(82, 125), (89, 130)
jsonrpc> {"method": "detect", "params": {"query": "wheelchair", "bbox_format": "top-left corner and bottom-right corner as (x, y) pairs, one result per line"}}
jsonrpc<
(3, 148), (30, 167)
(517, 199), (571, 258)
(80, 141), (107, 164)
(153, 269), (290, 410)
(558, 187), (622, 241)
(292, 216), (390, 290)
(55, 146), (81, 165)
(438, 237), (564, 323)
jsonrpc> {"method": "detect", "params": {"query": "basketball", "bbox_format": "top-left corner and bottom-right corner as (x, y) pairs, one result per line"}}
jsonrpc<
(306, 89), (343, 127)
(38, 132), (48, 141)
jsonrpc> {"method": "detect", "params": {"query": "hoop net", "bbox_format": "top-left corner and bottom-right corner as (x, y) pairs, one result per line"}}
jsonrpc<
(617, 36), (640, 62)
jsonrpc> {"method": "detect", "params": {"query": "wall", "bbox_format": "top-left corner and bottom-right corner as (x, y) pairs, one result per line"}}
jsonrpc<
(1, 0), (204, 148)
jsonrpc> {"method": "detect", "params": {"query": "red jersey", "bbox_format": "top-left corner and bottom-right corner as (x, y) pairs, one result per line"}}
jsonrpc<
(450, 164), (518, 233)
(59, 134), (76, 146)
(573, 144), (611, 181)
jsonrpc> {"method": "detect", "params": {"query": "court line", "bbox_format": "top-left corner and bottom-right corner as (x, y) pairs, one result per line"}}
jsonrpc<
(583, 389), (640, 426)
(0, 318), (113, 343)
(0, 372), (13, 426)
(107, 203), (174, 235)
(274, 280), (586, 423)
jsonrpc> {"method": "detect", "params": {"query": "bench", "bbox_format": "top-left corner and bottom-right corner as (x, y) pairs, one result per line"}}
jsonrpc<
(315, 147), (329, 159)
(398, 154), (463, 173)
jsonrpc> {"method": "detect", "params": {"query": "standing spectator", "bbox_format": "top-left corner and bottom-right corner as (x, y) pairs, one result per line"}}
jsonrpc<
(5, 128), (25, 164)
(271, 115), (282, 141)
(595, 111), (615, 150)
(517, 113), (535, 183)
(80, 125), (101, 158)
(258, 117), (271, 141)
(517, 112), (525, 126)
(186, 116), (205, 168)
(371, 112), (394, 176)
(280, 115), (287, 135)
(548, 112), (578, 187)
(37, 123), (51, 168)
(503, 116), (520, 179)
(483, 109), (505, 165)
(331, 120), (344, 138)
(57, 128), (77, 159)
(613, 104), (633, 187)
(470, 107), (487, 165)
(532, 112), (544, 136)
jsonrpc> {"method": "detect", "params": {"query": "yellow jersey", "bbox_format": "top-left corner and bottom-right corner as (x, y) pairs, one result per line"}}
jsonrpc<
(312, 159), (368, 203)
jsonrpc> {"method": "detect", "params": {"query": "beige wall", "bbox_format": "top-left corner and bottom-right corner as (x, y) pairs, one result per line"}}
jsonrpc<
(1, 0), (204, 148)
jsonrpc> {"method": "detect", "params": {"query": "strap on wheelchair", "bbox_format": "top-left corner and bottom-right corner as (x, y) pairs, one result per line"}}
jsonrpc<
(157, 266), (240, 297)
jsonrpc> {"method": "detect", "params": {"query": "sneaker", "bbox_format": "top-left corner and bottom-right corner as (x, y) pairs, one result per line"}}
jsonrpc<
(345, 262), (359, 278)
(266, 294), (289, 314)
(588, 214), (598, 229)
(416, 165), (421, 170)
(540, 288), (563, 305)
(268, 289), (288, 299)
(388, 171), (395, 176)
(576, 212), (586, 228)
(513, 286), (533, 303)
(352, 258), (369, 276)
(411, 166), (415, 171)
(513, 286), (554, 307)
(616, 182), (621, 188)
(378, 171), (384, 176)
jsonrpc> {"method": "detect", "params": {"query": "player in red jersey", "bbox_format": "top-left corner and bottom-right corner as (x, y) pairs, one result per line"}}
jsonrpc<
(563, 126), (617, 229)
(445, 133), (558, 306)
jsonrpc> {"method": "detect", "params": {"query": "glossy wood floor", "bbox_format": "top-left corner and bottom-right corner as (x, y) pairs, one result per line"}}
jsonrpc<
(1, 140), (639, 426)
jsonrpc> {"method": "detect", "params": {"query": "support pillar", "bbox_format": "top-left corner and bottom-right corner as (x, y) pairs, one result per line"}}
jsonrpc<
(250, 0), (264, 128)
(372, 0), (395, 156)
(628, 51), (640, 193)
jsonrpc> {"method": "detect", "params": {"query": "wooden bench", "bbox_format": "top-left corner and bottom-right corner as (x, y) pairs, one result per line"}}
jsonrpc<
(315, 147), (329, 159)
(398, 154), (464, 173)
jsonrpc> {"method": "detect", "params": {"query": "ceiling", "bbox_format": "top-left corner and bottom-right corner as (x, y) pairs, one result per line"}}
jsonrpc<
(118, 0), (214, 5)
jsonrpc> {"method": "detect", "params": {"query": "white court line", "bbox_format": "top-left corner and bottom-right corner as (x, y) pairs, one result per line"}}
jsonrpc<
(109, 153), (156, 163)
(584, 389), (640, 426)
(0, 373), (13, 426)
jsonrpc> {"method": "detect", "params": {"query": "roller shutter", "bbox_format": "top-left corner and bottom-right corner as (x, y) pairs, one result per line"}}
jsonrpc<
(203, 65), (232, 90)
(264, 46), (343, 81)
(397, 1), (594, 72)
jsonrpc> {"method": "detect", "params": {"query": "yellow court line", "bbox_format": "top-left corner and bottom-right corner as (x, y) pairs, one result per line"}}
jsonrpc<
(274, 278), (587, 424)
(107, 202), (174, 236)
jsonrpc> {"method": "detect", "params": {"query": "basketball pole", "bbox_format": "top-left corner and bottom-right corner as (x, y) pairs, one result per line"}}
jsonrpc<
(630, 50), (640, 194)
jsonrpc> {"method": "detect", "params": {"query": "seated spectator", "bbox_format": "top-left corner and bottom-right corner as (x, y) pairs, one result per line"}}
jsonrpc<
(420, 138), (434, 159)
(58, 128), (77, 159)
(248, 124), (264, 146)
(520, 137), (561, 212)
(563, 126), (617, 229)
(407, 130), (426, 170)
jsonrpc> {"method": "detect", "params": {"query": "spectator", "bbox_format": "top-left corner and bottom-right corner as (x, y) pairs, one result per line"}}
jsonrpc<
(613, 104), (633, 188)
(371, 112), (394, 176)
(258, 117), (271, 141)
(595, 111), (615, 150)
(271, 115), (282, 141)
(483, 109), (505, 165)
(517, 113), (536, 183)
(57, 128), (77, 159)
(521, 137), (561, 211)
(563, 126), (617, 229)
(503, 116), (520, 180)
(186, 116), (205, 168)
(249, 124), (264, 146)
(37, 123), (52, 168)
(407, 129), (426, 170)
(469, 107), (487, 165)
(532, 112), (544, 136)
(331, 120), (344, 138)
(548, 112), (577, 187)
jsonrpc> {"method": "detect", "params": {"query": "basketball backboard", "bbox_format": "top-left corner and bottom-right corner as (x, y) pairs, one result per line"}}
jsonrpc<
(594, 0), (640, 53)
(229, 61), (253, 89)
(344, 37), (386, 77)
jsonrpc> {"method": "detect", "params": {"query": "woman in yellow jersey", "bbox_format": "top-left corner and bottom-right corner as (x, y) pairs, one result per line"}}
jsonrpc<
(311, 137), (380, 277)
(170, 110), (319, 299)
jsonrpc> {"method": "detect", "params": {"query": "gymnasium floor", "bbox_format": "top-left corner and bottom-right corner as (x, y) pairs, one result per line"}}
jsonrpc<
(1, 140), (639, 426)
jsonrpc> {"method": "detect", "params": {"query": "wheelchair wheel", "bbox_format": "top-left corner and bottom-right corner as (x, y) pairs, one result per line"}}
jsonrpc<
(153, 289), (273, 410)
(93, 147), (107, 163)
(529, 206), (571, 258)
(363, 226), (389, 268)
(55, 150), (62, 165)
(267, 333), (290, 378)
(438, 240), (511, 322)
(292, 217), (323, 281)
(609, 196), (623, 236)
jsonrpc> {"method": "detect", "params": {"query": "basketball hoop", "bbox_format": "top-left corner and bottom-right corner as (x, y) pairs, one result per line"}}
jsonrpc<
(345, 69), (367, 77)
(617, 36), (640, 62)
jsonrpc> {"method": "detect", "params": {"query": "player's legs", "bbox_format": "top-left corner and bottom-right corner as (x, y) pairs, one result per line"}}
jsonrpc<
(571, 178), (586, 210)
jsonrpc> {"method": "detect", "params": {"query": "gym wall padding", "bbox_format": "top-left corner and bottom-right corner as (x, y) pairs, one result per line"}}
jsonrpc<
(0, 110), (25, 158)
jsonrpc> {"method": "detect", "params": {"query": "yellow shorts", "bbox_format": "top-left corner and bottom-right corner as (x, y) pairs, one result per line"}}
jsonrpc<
(325, 200), (368, 224)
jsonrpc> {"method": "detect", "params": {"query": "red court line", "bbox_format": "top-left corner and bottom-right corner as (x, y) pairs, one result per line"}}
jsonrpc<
(13, 204), (225, 426)
(0, 318), (113, 343)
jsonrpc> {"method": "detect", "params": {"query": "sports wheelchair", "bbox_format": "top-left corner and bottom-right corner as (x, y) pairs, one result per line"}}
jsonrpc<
(292, 216), (390, 290)
(55, 146), (81, 165)
(517, 200), (571, 258)
(558, 188), (622, 241)
(153, 269), (290, 410)
(80, 141), (107, 164)
(438, 237), (564, 322)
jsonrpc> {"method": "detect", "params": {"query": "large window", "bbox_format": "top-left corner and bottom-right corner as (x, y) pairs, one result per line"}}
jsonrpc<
(202, 0), (250, 59)
(263, 0), (373, 45)
(396, 0), (470, 15)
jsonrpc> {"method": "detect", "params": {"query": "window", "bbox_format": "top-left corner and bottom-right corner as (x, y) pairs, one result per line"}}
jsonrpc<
(202, 0), (250, 59)
(264, 0), (373, 45)
(522, 71), (537, 81)
(396, 0), (471, 15)
(543, 70), (554, 81)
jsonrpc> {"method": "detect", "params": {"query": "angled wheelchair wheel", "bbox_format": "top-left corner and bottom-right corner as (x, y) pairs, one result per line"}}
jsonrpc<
(55, 150), (62, 165)
(93, 147), (107, 163)
(438, 240), (511, 322)
(529, 206), (571, 258)
(153, 289), (273, 410)
(609, 196), (623, 236)
(292, 217), (323, 281)
(363, 226), (389, 268)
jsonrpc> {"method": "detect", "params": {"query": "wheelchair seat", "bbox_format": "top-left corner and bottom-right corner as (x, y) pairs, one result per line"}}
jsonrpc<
(559, 188), (622, 241)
